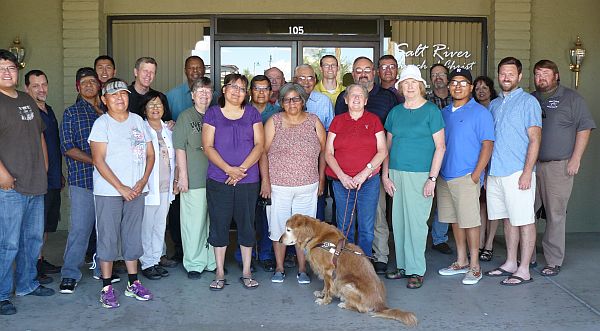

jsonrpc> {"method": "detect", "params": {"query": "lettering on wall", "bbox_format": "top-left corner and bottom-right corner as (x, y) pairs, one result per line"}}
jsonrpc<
(396, 42), (477, 71)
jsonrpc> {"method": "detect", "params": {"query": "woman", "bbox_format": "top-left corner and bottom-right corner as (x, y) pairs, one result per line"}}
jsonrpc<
(172, 77), (216, 279)
(202, 74), (263, 290)
(325, 84), (388, 258)
(139, 91), (176, 281)
(472, 75), (498, 261)
(261, 83), (326, 284)
(383, 65), (445, 289)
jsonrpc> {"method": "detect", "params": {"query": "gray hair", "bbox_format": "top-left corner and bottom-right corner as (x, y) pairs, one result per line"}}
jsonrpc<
(278, 83), (309, 110)
(191, 76), (212, 92)
(294, 64), (316, 78)
(345, 84), (369, 99)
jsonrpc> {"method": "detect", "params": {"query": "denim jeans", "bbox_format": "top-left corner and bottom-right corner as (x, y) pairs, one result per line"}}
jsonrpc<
(332, 174), (380, 257)
(0, 189), (44, 300)
(61, 186), (96, 281)
(431, 209), (449, 245)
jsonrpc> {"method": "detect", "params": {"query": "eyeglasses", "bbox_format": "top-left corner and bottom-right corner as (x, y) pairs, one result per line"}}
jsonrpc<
(252, 86), (271, 93)
(380, 64), (397, 71)
(449, 80), (471, 87)
(226, 84), (247, 93)
(321, 64), (338, 69)
(0, 66), (18, 73)
(282, 96), (303, 104)
(193, 88), (212, 95)
(146, 103), (164, 109)
(295, 76), (315, 82)
(353, 67), (373, 74)
(432, 73), (448, 78)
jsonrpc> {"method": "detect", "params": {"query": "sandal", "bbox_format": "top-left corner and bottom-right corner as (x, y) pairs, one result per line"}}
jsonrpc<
(209, 279), (227, 291)
(540, 265), (561, 277)
(406, 275), (424, 289)
(239, 276), (259, 289)
(479, 249), (493, 262)
(385, 268), (406, 280)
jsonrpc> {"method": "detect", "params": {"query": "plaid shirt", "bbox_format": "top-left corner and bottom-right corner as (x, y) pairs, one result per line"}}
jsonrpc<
(60, 98), (100, 189)
(426, 89), (453, 110)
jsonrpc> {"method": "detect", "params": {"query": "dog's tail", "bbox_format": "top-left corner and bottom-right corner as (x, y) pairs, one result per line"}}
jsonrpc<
(372, 307), (418, 327)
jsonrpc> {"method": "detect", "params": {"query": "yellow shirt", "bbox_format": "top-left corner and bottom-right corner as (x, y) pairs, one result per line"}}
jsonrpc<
(315, 80), (345, 106)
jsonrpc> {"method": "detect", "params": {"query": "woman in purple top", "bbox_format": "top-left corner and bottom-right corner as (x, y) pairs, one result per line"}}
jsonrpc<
(202, 74), (264, 290)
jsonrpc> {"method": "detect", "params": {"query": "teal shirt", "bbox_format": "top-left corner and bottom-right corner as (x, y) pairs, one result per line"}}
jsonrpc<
(385, 101), (445, 172)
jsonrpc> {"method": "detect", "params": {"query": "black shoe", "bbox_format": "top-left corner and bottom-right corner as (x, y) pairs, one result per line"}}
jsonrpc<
(238, 261), (256, 273)
(113, 260), (127, 274)
(26, 285), (55, 297)
(40, 258), (62, 274)
(431, 243), (453, 255)
(154, 265), (169, 277)
(59, 278), (77, 294)
(187, 271), (202, 280)
(0, 300), (16, 315)
(261, 259), (275, 272)
(93, 273), (121, 283)
(37, 273), (53, 285)
(373, 261), (388, 275)
(142, 266), (162, 280)
(159, 255), (178, 268)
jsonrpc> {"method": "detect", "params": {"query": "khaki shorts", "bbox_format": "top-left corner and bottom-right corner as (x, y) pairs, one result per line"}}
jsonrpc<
(437, 174), (481, 228)
(486, 171), (536, 226)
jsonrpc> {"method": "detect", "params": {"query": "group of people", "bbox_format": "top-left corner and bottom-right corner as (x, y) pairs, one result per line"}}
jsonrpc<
(0, 45), (594, 315)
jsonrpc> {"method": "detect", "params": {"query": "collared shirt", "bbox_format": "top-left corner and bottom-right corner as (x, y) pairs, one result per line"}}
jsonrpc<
(306, 90), (334, 131)
(314, 80), (345, 106)
(489, 88), (542, 177)
(166, 82), (220, 121)
(532, 85), (596, 161)
(60, 98), (100, 189)
(426, 89), (453, 110)
(40, 104), (62, 189)
(335, 84), (399, 126)
(255, 102), (282, 124)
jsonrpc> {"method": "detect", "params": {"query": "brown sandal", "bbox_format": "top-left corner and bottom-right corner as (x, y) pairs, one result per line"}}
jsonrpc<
(209, 279), (227, 291)
(406, 275), (424, 289)
(239, 276), (259, 289)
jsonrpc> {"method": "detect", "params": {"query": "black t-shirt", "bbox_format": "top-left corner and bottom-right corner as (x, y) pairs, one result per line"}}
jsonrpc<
(127, 84), (172, 121)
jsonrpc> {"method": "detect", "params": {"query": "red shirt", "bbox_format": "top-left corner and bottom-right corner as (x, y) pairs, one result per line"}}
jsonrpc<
(326, 111), (383, 178)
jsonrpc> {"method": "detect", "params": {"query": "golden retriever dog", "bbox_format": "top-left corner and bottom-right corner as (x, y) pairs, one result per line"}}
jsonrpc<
(279, 214), (417, 327)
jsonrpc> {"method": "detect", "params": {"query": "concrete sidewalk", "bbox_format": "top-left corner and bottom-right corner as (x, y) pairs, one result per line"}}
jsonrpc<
(2, 232), (600, 330)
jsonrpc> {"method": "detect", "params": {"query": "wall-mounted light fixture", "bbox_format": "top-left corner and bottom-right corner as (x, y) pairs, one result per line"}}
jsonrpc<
(8, 37), (26, 69)
(569, 36), (585, 89)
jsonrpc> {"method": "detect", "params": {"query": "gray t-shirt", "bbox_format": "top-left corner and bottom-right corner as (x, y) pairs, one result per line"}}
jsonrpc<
(172, 107), (208, 189)
(532, 85), (596, 161)
(88, 112), (152, 196)
(0, 91), (47, 195)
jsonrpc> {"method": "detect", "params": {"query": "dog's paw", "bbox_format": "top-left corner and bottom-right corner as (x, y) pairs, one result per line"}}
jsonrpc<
(315, 297), (332, 305)
(338, 302), (347, 309)
(313, 290), (324, 298)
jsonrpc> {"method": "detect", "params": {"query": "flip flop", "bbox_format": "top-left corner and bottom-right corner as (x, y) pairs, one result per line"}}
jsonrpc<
(484, 267), (513, 277)
(540, 265), (561, 277)
(500, 275), (533, 286)
(239, 276), (259, 290)
(209, 279), (227, 291)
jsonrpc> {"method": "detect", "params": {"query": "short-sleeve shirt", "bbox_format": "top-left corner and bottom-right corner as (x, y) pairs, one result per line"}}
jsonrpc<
(172, 107), (209, 189)
(314, 80), (345, 106)
(335, 84), (398, 126)
(40, 104), (63, 190)
(203, 104), (262, 184)
(88, 113), (152, 196)
(385, 101), (445, 172)
(489, 88), (542, 177)
(0, 91), (47, 195)
(441, 98), (495, 180)
(326, 111), (384, 178)
(306, 91), (334, 131)
(532, 85), (596, 161)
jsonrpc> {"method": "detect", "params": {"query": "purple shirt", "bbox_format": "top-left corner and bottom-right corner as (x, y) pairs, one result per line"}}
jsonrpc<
(204, 104), (261, 183)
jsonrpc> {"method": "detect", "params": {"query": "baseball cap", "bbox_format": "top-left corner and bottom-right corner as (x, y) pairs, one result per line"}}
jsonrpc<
(102, 79), (130, 95)
(75, 67), (99, 84)
(398, 65), (427, 84)
(448, 68), (473, 83)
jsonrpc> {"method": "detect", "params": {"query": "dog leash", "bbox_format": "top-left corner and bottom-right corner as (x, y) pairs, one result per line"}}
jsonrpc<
(332, 187), (360, 266)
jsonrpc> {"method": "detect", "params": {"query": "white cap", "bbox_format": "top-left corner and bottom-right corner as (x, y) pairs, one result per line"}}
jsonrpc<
(398, 65), (427, 84)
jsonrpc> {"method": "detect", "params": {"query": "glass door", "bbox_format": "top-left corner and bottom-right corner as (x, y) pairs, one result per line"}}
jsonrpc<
(299, 41), (378, 82)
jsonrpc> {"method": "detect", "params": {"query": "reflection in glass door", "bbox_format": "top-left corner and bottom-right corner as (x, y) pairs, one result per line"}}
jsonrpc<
(218, 46), (292, 85)
(302, 46), (375, 81)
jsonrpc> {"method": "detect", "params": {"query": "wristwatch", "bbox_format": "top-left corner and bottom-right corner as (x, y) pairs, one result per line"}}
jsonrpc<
(366, 163), (374, 172)
(428, 176), (437, 182)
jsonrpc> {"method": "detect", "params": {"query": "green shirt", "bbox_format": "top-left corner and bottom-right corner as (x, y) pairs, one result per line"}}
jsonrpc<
(172, 107), (208, 189)
(384, 101), (445, 172)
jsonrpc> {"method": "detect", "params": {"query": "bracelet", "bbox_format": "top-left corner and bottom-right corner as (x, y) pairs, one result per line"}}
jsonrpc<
(174, 179), (179, 183)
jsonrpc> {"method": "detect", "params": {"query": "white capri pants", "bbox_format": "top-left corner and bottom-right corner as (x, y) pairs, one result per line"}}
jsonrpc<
(267, 182), (319, 241)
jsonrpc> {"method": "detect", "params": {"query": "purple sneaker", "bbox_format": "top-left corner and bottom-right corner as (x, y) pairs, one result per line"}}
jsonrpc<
(125, 280), (153, 301)
(100, 285), (119, 309)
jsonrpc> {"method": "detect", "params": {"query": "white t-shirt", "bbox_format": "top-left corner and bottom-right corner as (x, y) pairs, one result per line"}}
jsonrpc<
(88, 112), (152, 196)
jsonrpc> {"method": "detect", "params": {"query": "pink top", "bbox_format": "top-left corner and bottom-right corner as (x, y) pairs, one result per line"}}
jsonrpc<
(268, 112), (321, 187)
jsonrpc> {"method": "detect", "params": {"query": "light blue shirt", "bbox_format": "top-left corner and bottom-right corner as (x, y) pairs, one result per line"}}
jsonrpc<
(306, 90), (334, 131)
(489, 88), (542, 177)
(166, 82), (219, 121)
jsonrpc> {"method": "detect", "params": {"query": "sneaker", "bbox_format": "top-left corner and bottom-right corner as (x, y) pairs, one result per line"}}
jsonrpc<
(271, 271), (285, 283)
(438, 262), (470, 276)
(462, 268), (483, 285)
(142, 266), (162, 280)
(125, 280), (153, 301)
(0, 300), (17, 315)
(100, 285), (119, 309)
(284, 254), (297, 268)
(155, 265), (169, 277)
(373, 261), (388, 275)
(40, 258), (62, 274)
(431, 243), (453, 255)
(93, 271), (122, 283)
(37, 273), (53, 285)
(297, 272), (311, 284)
(261, 259), (276, 272)
(59, 278), (78, 294)
(26, 285), (55, 296)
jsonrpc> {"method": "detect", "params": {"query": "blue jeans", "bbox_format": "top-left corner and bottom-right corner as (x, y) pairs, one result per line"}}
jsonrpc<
(235, 202), (274, 262)
(332, 174), (380, 257)
(61, 186), (96, 281)
(431, 209), (449, 245)
(0, 189), (44, 300)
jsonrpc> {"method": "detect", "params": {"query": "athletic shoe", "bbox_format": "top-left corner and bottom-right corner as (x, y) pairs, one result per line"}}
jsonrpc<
(125, 280), (153, 301)
(154, 265), (169, 277)
(438, 262), (469, 276)
(0, 300), (16, 315)
(100, 285), (119, 309)
(271, 271), (285, 283)
(462, 268), (483, 285)
(141, 266), (162, 280)
(59, 278), (78, 294)
(297, 272), (311, 284)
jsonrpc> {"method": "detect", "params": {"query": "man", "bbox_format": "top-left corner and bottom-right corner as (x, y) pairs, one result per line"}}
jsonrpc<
(94, 55), (117, 86)
(426, 63), (453, 255)
(531, 59), (595, 276)
(436, 68), (494, 285)
(335, 56), (398, 274)
(0, 49), (54, 316)
(377, 55), (404, 103)
(25, 70), (64, 284)
(167, 55), (217, 120)
(265, 67), (286, 104)
(59, 68), (120, 294)
(485, 57), (542, 286)
(315, 55), (345, 106)
(128, 57), (172, 121)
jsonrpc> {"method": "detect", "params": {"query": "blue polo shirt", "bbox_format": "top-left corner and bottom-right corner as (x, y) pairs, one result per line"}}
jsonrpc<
(40, 104), (62, 190)
(258, 103), (281, 124)
(166, 82), (219, 121)
(489, 88), (542, 177)
(440, 98), (495, 181)
(306, 90), (334, 131)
